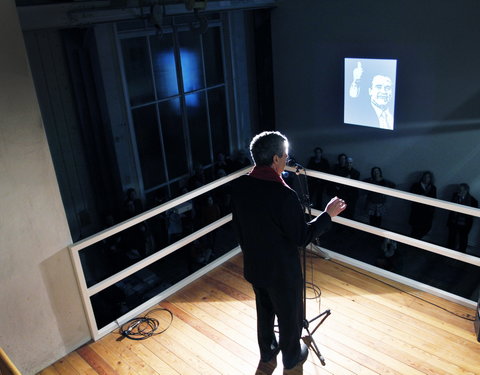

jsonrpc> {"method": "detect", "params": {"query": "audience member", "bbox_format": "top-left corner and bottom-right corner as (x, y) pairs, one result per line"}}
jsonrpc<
(329, 153), (348, 198)
(214, 168), (232, 215)
(149, 194), (169, 249)
(447, 183), (478, 253)
(166, 207), (184, 244)
(177, 187), (195, 235)
(339, 157), (360, 219)
(189, 239), (212, 272)
(375, 238), (398, 271)
(215, 152), (234, 175)
(199, 195), (222, 250)
(123, 221), (155, 259)
(216, 168), (227, 179)
(332, 153), (348, 176)
(101, 214), (129, 272)
(122, 187), (155, 258)
(363, 167), (396, 227)
(200, 195), (222, 226)
(123, 188), (144, 219)
(188, 162), (207, 191)
(409, 171), (437, 239)
(306, 147), (330, 207)
(188, 162), (209, 225)
(229, 149), (251, 171)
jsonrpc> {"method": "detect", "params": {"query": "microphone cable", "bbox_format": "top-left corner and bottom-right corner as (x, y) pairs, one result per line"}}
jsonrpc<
(119, 307), (173, 340)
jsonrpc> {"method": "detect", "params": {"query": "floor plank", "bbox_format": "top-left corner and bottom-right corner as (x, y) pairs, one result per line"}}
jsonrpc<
(64, 352), (98, 375)
(37, 254), (479, 375)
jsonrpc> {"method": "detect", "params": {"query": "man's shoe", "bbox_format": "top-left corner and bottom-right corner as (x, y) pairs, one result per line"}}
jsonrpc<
(260, 346), (280, 362)
(284, 342), (308, 369)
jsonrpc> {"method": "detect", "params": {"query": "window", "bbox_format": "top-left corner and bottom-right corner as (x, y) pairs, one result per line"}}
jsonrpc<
(118, 19), (230, 202)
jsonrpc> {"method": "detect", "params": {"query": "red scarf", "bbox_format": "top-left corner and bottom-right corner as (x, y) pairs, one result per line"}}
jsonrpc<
(248, 165), (291, 189)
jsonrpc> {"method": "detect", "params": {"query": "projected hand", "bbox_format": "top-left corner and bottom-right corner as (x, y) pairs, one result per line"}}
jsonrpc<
(349, 61), (363, 98)
(353, 61), (363, 81)
(325, 196), (347, 218)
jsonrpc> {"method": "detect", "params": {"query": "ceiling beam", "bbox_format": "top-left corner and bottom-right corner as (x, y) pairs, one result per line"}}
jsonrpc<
(16, 0), (277, 31)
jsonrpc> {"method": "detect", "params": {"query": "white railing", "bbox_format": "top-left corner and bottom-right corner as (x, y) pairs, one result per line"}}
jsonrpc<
(297, 168), (479, 310)
(69, 168), (247, 340)
(303, 168), (480, 267)
(69, 165), (479, 341)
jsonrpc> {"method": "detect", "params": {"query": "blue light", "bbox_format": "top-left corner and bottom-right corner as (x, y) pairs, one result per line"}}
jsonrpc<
(180, 48), (202, 100)
(152, 47), (201, 108)
(153, 50), (177, 98)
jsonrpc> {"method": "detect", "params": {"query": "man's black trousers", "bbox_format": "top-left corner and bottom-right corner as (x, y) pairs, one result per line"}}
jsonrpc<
(252, 276), (303, 367)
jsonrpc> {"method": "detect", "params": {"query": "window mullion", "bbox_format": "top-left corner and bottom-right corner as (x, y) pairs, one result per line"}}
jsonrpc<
(114, 23), (146, 197)
(146, 33), (171, 196)
(173, 26), (193, 174)
(200, 30), (214, 167)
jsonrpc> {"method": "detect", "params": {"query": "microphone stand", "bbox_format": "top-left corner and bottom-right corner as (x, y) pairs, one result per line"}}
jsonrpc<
(290, 161), (331, 366)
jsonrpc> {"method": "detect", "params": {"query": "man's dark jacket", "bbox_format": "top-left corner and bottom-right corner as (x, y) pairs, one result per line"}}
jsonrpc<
(231, 175), (332, 287)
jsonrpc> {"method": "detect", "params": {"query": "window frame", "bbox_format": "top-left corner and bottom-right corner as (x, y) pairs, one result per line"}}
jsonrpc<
(115, 17), (232, 201)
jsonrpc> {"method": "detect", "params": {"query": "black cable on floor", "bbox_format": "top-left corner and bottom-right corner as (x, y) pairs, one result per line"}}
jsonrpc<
(119, 307), (174, 340)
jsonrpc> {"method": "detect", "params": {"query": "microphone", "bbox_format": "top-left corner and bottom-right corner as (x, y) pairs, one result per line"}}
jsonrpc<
(287, 157), (304, 169)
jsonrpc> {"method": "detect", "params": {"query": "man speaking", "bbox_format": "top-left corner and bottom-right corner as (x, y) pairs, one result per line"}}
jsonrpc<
(231, 131), (346, 369)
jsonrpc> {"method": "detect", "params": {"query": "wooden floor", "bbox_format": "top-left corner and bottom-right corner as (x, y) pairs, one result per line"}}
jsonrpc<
(38, 253), (479, 375)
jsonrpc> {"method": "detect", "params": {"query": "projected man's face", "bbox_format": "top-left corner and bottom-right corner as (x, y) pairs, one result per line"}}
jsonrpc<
(369, 75), (393, 109)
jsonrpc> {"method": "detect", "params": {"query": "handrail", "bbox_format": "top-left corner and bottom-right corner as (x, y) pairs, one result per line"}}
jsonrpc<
(322, 210), (480, 267)
(86, 214), (232, 297)
(69, 167), (250, 340)
(71, 165), (480, 255)
(297, 167), (480, 217)
(289, 166), (479, 267)
(69, 164), (478, 341)
(70, 167), (249, 252)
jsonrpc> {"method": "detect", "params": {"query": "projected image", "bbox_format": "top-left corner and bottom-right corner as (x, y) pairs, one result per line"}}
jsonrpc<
(344, 58), (397, 130)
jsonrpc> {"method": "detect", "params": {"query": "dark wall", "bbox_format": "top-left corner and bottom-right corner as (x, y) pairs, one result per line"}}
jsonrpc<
(270, 0), (480, 247)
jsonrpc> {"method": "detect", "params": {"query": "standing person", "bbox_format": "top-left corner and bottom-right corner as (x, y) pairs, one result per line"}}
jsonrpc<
(332, 153), (348, 177)
(306, 147), (330, 207)
(409, 171), (437, 239)
(327, 153), (348, 201)
(340, 157), (360, 220)
(231, 131), (346, 370)
(364, 167), (396, 227)
(447, 183), (478, 252)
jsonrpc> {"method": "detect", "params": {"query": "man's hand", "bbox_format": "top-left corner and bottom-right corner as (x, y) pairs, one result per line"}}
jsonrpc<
(325, 196), (347, 218)
(353, 61), (363, 81)
(349, 62), (364, 98)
